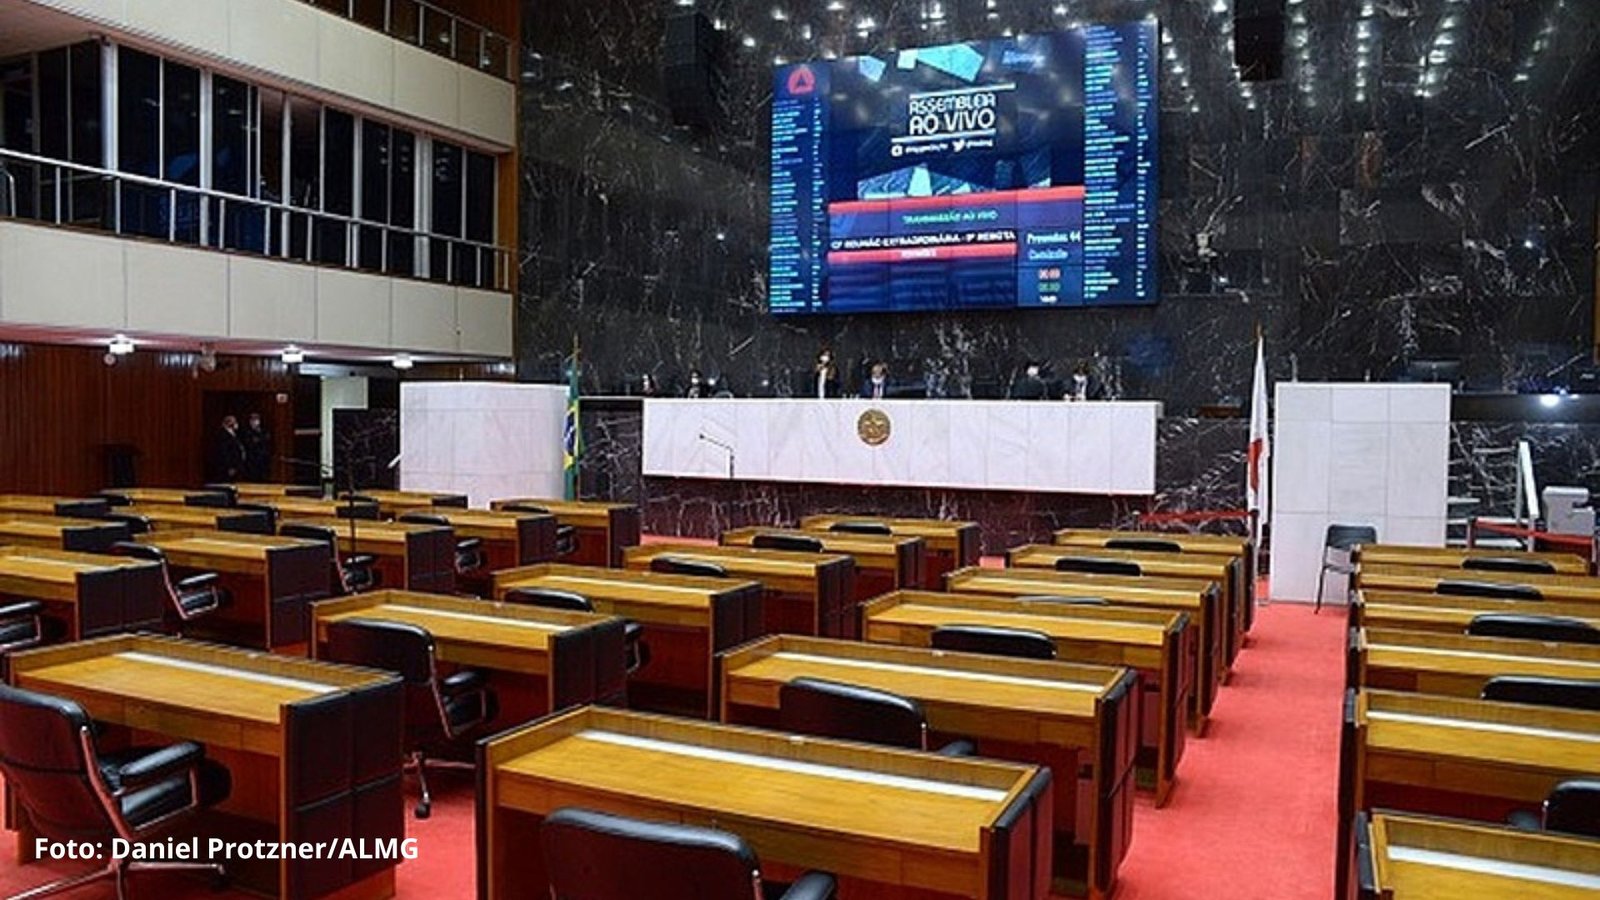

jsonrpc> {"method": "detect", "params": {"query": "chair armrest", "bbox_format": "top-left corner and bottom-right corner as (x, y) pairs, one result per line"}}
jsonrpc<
(934, 739), (977, 758)
(441, 670), (489, 697)
(778, 872), (838, 900)
(0, 600), (44, 620)
(343, 554), (378, 568)
(175, 572), (220, 592)
(115, 742), (205, 790)
(456, 538), (484, 553)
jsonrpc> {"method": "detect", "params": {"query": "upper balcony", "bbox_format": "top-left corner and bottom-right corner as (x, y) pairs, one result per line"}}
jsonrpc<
(300, 0), (516, 82)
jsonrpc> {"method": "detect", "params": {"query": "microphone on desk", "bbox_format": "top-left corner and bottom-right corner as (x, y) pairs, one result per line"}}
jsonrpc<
(696, 433), (736, 480)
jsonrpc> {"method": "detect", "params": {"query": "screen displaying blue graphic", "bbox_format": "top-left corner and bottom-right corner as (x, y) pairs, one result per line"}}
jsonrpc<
(769, 25), (1157, 315)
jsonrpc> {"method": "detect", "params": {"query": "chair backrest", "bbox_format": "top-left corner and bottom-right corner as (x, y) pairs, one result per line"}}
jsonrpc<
(931, 625), (1056, 660)
(321, 618), (436, 685)
(1015, 594), (1109, 606)
(399, 513), (451, 527)
(1104, 538), (1183, 554)
(541, 807), (762, 900)
(1544, 780), (1600, 839)
(103, 512), (152, 535)
(1325, 524), (1377, 551)
(503, 587), (594, 613)
(751, 533), (824, 553)
(280, 522), (339, 550)
(1466, 614), (1600, 645)
(112, 541), (167, 566)
(1481, 676), (1600, 712)
(202, 484), (240, 505)
(1436, 579), (1543, 601)
(501, 503), (551, 515)
(650, 556), (727, 578)
(778, 677), (926, 750)
(1461, 556), (1557, 575)
(1054, 556), (1142, 577)
(0, 685), (117, 842)
(828, 521), (892, 536)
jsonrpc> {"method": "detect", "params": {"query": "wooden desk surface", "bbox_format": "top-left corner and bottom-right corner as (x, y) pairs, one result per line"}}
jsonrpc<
(103, 487), (229, 506)
(1361, 626), (1600, 683)
(265, 497), (379, 518)
(416, 508), (551, 538)
(0, 545), (151, 583)
(1358, 690), (1600, 779)
(229, 483), (325, 499)
(947, 567), (1209, 609)
(489, 497), (633, 527)
(279, 517), (447, 550)
(139, 530), (317, 562)
(0, 516), (121, 540)
(9, 633), (387, 729)
(1357, 590), (1600, 632)
(1357, 564), (1600, 601)
(623, 543), (853, 579)
(0, 494), (105, 515)
(1357, 544), (1589, 575)
(722, 634), (1118, 723)
(1362, 812), (1600, 899)
(721, 526), (923, 564)
(489, 706), (1037, 859)
(493, 563), (760, 615)
(1053, 529), (1248, 557)
(864, 590), (1181, 649)
(798, 514), (976, 549)
(313, 589), (608, 658)
(1010, 544), (1231, 580)
(122, 504), (260, 530)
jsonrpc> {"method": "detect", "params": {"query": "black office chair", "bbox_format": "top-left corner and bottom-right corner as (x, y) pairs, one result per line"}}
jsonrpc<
(1466, 614), (1600, 645)
(232, 502), (278, 534)
(99, 491), (132, 508)
(102, 512), (153, 536)
(1462, 556), (1558, 575)
(185, 490), (233, 509)
(828, 521), (892, 536)
(398, 513), (486, 577)
(201, 484), (240, 505)
(320, 618), (497, 819)
(1480, 675), (1600, 712)
(1508, 780), (1600, 838)
(111, 543), (227, 632)
(540, 807), (837, 900)
(1016, 594), (1110, 606)
(503, 587), (650, 674)
(279, 523), (379, 594)
(777, 677), (974, 756)
(500, 504), (578, 557)
(1054, 556), (1143, 577)
(1105, 538), (1183, 554)
(1315, 524), (1378, 613)
(0, 684), (231, 899)
(650, 556), (728, 578)
(931, 625), (1057, 660)
(1436, 579), (1544, 601)
(0, 600), (45, 680)
(751, 533), (825, 553)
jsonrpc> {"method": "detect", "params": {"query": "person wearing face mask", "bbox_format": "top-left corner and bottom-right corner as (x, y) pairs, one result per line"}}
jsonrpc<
(814, 350), (840, 399)
(1011, 362), (1049, 400)
(860, 361), (892, 399)
(685, 369), (708, 398)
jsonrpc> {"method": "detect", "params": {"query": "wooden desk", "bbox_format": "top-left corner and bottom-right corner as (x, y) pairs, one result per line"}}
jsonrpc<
(310, 590), (627, 725)
(228, 482), (325, 500)
(0, 546), (164, 639)
(279, 518), (456, 594)
(1352, 626), (1600, 697)
(861, 590), (1191, 806)
(267, 496), (382, 520)
(1355, 543), (1589, 575)
(0, 494), (111, 519)
(800, 514), (980, 588)
(102, 487), (232, 507)
(946, 566), (1223, 725)
(1010, 543), (1242, 671)
(479, 706), (1053, 900)
(721, 526), (926, 598)
(491, 563), (765, 716)
(411, 508), (559, 573)
(489, 498), (640, 567)
(1052, 528), (1256, 634)
(719, 634), (1137, 898)
(1336, 688), (1600, 893)
(8, 634), (404, 900)
(1355, 564), (1600, 604)
(1354, 589), (1600, 635)
(344, 489), (468, 518)
(623, 543), (858, 639)
(136, 531), (332, 650)
(1349, 811), (1600, 900)
(0, 515), (129, 553)
(121, 504), (274, 535)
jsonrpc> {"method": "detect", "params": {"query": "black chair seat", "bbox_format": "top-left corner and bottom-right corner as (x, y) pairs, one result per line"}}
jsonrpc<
(442, 689), (497, 731)
(99, 747), (232, 828)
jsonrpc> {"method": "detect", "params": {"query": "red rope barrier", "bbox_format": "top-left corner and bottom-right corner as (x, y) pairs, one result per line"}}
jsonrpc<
(1468, 518), (1595, 554)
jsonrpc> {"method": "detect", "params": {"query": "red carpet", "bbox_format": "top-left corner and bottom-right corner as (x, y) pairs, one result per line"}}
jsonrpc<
(0, 596), (1344, 900)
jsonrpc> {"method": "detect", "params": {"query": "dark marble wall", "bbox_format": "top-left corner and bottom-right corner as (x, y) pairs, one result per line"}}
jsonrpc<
(520, 0), (1600, 413)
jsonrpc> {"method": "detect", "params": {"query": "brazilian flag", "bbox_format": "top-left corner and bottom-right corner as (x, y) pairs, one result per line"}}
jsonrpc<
(563, 341), (581, 500)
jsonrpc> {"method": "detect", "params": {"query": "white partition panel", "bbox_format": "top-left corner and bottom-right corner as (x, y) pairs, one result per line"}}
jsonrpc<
(1270, 383), (1450, 603)
(643, 399), (1162, 494)
(400, 383), (566, 507)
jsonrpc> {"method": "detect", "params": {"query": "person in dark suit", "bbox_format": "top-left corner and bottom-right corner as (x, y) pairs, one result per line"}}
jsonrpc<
(813, 349), (841, 399)
(685, 369), (708, 398)
(209, 415), (247, 482)
(1010, 363), (1049, 400)
(242, 412), (272, 481)
(860, 361), (892, 399)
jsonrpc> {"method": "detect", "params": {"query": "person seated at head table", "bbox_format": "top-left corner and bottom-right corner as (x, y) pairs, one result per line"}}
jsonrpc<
(861, 361), (892, 399)
(1010, 363), (1050, 400)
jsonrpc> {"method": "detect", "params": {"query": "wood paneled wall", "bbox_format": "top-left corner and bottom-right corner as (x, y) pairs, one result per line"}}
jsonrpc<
(0, 343), (298, 495)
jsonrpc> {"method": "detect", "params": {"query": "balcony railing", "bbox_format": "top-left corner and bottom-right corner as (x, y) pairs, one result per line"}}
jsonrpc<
(0, 148), (511, 292)
(305, 0), (515, 81)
